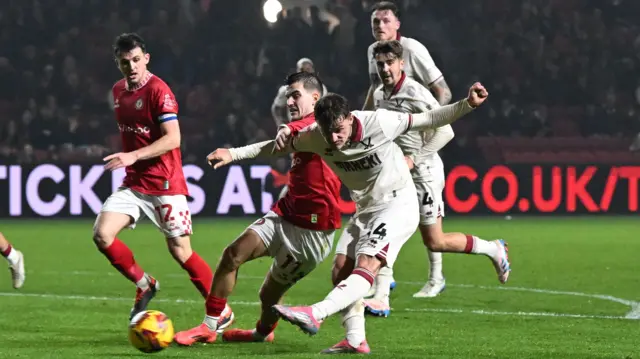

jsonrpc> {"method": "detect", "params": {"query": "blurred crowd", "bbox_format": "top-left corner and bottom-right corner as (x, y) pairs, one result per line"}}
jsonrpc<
(0, 0), (639, 164)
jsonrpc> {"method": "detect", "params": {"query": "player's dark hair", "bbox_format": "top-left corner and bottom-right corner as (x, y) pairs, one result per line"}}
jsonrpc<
(285, 71), (324, 95)
(370, 1), (400, 20)
(113, 33), (147, 56)
(373, 40), (404, 59)
(314, 93), (351, 128)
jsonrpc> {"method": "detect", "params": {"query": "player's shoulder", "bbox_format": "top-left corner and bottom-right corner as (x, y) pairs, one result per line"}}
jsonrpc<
(148, 75), (173, 92)
(373, 84), (384, 97)
(112, 78), (127, 93)
(402, 77), (429, 93)
(400, 36), (427, 50)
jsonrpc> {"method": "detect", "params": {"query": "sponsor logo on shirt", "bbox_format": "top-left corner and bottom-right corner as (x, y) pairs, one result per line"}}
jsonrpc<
(118, 124), (150, 134)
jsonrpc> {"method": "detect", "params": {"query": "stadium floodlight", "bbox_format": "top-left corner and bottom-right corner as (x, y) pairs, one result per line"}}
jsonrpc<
(263, 0), (283, 23)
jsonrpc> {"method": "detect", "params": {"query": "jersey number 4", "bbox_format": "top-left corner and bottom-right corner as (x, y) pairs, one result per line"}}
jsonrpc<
(422, 193), (434, 206)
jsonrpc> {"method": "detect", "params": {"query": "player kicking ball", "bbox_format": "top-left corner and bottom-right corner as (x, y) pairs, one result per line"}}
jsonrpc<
(363, 40), (510, 317)
(0, 232), (25, 289)
(208, 80), (499, 353)
(173, 72), (343, 345)
(94, 33), (220, 323)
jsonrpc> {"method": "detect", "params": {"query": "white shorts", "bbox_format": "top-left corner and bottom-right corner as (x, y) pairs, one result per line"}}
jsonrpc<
(249, 211), (335, 285)
(98, 187), (192, 238)
(335, 187), (419, 268)
(412, 164), (445, 226)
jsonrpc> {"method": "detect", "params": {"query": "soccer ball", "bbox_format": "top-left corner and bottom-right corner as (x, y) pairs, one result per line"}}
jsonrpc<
(128, 310), (174, 353)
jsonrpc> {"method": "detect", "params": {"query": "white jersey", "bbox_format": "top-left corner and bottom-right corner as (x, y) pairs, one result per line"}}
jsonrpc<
(368, 36), (443, 90)
(272, 84), (328, 126)
(373, 75), (448, 172)
(292, 109), (415, 212)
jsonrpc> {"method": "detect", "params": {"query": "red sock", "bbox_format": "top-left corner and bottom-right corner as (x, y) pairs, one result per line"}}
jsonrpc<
(205, 295), (227, 317)
(464, 234), (475, 253)
(1, 244), (12, 257)
(256, 320), (278, 337)
(181, 252), (213, 298)
(99, 238), (145, 284)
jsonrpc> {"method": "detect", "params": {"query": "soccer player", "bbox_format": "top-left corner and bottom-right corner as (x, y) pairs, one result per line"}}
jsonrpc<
(363, 40), (510, 317)
(362, 1), (453, 299)
(94, 33), (221, 322)
(173, 72), (343, 345)
(0, 232), (25, 289)
(207, 82), (503, 354)
(272, 58), (328, 200)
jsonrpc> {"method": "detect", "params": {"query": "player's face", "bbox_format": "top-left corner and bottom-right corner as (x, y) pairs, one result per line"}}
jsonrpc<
(375, 53), (404, 87)
(371, 10), (400, 41)
(115, 47), (150, 84)
(286, 82), (320, 121)
(319, 115), (353, 151)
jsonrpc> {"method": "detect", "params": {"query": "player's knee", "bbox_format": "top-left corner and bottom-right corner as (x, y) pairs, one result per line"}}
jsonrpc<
(166, 235), (193, 263)
(355, 254), (382, 275)
(92, 226), (116, 249)
(420, 224), (445, 251)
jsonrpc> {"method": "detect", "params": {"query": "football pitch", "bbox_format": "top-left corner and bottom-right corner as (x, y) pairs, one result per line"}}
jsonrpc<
(0, 216), (637, 358)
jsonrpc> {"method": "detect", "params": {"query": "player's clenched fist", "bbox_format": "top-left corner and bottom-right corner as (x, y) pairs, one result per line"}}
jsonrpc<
(206, 148), (232, 169)
(466, 82), (489, 108)
(273, 126), (292, 153)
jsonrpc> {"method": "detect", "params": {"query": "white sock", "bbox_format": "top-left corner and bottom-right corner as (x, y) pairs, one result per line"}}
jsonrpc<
(427, 249), (444, 281)
(312, 268), (374, 321)
(342, 300), (366, 348)
(203, 315), (219, 331)
(373, 266), (393, 304)
(4, 247), (19, 266)
(135, 274), (151, 290)
(471, 236), (499, 257)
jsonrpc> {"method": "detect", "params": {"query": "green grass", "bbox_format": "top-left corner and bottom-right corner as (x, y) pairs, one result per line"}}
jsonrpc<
(0, 217), (638, 358)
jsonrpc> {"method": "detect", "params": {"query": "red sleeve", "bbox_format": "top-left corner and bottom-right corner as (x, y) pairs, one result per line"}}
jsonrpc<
(151, 83), (179, 124)
(287, 116), (316, 136)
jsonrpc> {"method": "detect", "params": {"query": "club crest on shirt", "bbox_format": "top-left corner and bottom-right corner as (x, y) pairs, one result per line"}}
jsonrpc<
(135, 98), (143, 110)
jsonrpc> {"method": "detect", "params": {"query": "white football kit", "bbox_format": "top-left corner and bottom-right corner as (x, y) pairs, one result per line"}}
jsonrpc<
(229, 100), (475, 267)
(373, 75), (454, 225)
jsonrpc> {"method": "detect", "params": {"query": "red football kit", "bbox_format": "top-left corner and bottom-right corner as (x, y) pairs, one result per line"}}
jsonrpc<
(112, 72), (188, 196)
(271, 113), (343, 231)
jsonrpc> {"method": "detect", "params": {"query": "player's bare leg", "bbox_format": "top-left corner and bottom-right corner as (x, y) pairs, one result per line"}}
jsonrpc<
(166, 235), (213, 299)
(0, 232), (25, 289)
(174, 229), (268, 345)
(413, 218), (510, 294)
(93, 212), (159, 319)
(273, 253), (374, 354)
(223, 272), (292, 343)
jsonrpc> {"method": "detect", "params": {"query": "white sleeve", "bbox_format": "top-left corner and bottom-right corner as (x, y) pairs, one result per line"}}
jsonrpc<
(410, 100), (474, 131)
(376, 108), (413, 140)
(423, 125), (455, 153)
(229, 140), (293, 161)
(407, 39), (443, 87)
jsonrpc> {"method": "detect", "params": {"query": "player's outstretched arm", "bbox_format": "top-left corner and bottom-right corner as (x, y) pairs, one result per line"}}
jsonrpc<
(409, 82), (488, 131)
(206, 140), (294, 170)
(103, 121), (180, 171)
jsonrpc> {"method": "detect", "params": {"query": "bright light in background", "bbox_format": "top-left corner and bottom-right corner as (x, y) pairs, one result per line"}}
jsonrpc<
(263, 0), (283, 23)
